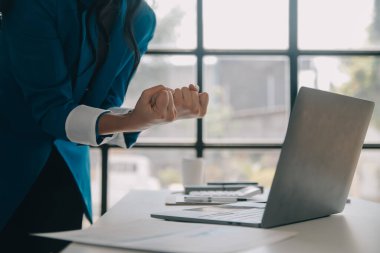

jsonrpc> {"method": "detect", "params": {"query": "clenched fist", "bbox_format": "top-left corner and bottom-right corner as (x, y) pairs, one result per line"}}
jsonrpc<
(98, 84), (209, 135)
(129, 84), (209, 130)
(173, 84), (209, 119)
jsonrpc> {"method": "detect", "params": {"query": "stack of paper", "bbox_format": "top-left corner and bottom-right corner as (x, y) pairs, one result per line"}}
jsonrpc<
(35, 219), (296, 253)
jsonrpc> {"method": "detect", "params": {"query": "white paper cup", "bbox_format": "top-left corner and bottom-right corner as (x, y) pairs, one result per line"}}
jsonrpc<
(181, 158), (204, 186)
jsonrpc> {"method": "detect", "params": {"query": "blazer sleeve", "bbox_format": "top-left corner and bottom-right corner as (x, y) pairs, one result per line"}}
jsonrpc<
(101, 0), (156, 110)
(100, 57), (140, 149)
(99, 21), (156, 149)
(5, 0), (77, 141)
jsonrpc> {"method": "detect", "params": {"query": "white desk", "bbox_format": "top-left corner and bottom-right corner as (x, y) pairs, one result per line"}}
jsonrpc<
(62, 190), (380, 253)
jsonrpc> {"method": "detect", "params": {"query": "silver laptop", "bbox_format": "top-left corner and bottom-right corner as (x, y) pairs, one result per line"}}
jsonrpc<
(151, 87), (375, 228)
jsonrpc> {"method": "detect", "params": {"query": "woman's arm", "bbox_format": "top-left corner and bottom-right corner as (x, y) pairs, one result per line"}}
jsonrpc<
(98, 84), (209, 135)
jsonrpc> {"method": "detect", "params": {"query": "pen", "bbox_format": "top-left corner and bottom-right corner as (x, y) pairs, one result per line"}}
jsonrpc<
(184, 196), (252, 203)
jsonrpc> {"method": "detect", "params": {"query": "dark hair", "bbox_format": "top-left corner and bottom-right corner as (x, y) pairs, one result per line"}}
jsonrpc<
(87, 0), (142, 93)
(0, 0), (12, 13)
(1, 0), (142, 93)
(0, 0), (12, 28)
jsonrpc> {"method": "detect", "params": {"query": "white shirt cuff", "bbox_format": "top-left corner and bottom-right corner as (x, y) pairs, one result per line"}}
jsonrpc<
(65, 105), (133, 147)
(108, 107), (132, 114)
(65, 105), (110, 146)
(106, 133), (127, 148)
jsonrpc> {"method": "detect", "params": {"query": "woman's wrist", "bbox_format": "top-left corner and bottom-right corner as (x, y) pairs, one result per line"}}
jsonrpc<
(120, 110), (149, 133)
(97, 111), (144, 135)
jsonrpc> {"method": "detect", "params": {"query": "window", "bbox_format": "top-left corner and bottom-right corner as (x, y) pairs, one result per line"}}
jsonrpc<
(203, 0), (288, 49)
(203, 56), (290, 143)
(92, 0), (380, 216)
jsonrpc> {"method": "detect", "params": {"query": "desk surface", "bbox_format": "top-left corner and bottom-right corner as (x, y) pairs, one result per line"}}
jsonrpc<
(62, 190), (380, 253)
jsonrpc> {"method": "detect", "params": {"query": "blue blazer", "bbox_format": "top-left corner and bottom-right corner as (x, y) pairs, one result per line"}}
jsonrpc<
(0, 0), (155, 229)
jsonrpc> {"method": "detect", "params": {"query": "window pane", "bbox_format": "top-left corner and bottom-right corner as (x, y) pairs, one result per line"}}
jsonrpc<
(299, 56), (380, 143)
(108, 148), (195, 207)
(146, 0), (196, 49)
(203, 0), (289, 49)
(352, 150), (380, 202)
(299, 0), (380, 50)
(89, 148), (101, 221)
(204, 150), (280, 188)
(204, 56), (290, 143)
(124, 55), (197, 142)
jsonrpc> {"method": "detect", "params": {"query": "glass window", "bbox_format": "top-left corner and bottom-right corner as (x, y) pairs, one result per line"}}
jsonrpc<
(124, 55), (197, 142)
(96, 0), (380, 212)
(204, 149), (280, 188)
(107, 148), (195, 207)
(299, 0), (380, 50)
(351, 150), (380, 202)
(146, 0), (197, 49)
(299, 56), (380, 143)
(204, 56), (290, 143)
(203, 0), (289, 49)
(89, 148), (101, 220)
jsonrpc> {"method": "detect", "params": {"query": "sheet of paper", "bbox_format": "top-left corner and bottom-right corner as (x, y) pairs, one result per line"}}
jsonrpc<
(35, 219), (296, 253)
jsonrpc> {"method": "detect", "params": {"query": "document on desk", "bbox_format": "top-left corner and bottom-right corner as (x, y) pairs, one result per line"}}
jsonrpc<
(35, 219), (296, 253)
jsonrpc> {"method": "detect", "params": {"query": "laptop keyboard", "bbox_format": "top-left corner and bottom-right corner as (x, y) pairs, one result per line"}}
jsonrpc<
(198, 208), (264, 223)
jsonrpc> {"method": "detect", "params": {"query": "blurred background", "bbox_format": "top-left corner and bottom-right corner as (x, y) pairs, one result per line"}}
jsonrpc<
(90, 0), (380, 220)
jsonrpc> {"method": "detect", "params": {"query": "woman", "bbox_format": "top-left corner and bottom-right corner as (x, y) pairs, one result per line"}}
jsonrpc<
(0, 0), (208, 252)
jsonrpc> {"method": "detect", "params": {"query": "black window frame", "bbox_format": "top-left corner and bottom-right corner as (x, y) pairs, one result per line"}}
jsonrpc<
(99, 0), (380, 214)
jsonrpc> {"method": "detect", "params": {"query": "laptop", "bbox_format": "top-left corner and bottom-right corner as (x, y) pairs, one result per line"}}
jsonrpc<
(151, 87), (375, 228)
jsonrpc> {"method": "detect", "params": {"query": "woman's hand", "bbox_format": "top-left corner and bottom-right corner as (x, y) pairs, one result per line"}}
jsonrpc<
(127, 85), (177, 130)
(98, 84), (209, 135)
(173, 84), (209, 119)
(127, 84), (209, 130)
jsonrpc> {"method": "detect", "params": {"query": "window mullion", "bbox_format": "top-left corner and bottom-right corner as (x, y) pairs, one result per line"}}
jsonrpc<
(289, 0), (298, 109)
(196, 0), (204, 157)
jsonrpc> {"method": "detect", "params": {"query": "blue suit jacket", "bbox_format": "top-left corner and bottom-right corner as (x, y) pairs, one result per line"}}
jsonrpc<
(0, 0), (155, 229)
